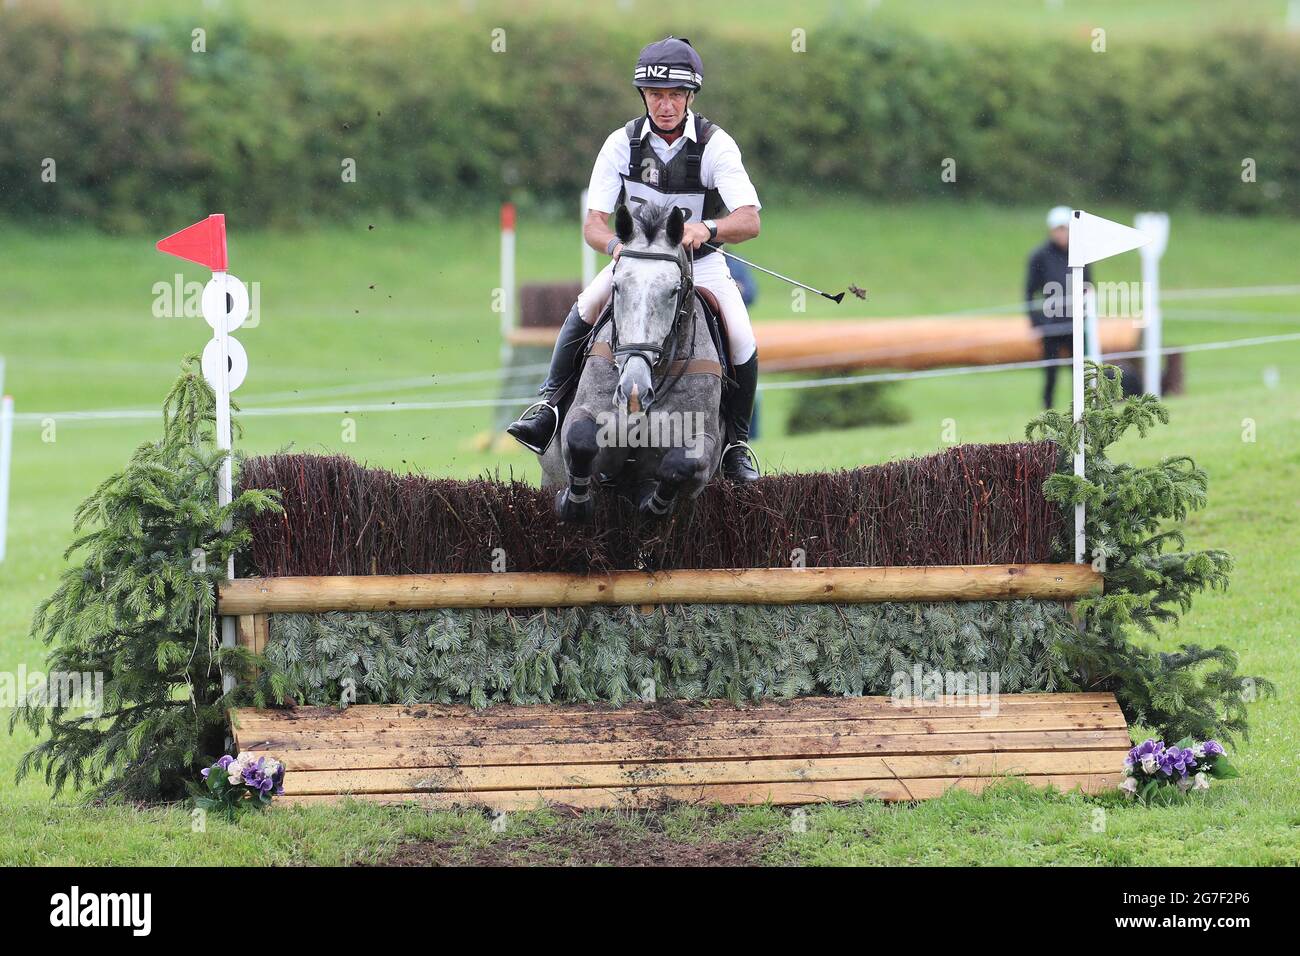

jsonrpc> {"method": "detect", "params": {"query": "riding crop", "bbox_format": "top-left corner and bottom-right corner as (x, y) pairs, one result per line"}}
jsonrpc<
(700, 242), (867, 304)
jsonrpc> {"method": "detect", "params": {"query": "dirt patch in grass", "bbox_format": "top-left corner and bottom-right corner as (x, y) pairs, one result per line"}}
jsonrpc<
(364, 814), (781, 867)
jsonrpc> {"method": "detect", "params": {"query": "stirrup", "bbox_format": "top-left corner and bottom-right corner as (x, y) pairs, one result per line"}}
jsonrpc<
(509, 399), (560, 454)
(721, 440), (761, 477)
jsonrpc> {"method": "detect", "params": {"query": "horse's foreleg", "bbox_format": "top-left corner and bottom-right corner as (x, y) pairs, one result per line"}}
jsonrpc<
(555, 414), (600, 523)
(638, 442), (714, 519)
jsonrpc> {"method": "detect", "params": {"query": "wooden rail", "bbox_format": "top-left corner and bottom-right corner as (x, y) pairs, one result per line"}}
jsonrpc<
(219, 564), (1101, 615)
(507, 315), (1141, 372)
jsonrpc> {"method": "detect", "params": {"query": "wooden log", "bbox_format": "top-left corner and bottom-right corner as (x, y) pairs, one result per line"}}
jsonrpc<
(506, 315), (1141, 372)
(277, 773), (1124, 809)
(219, 564), (1101, 615)
(233, 692), (1120, 727)
(278, 750), (1125, 796)
(237, 728), (1132, 770)
(228, 712), (1123, 738)
(230, 713), (1127, 751)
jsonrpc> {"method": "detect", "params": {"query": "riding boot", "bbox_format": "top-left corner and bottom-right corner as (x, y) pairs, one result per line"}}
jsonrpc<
(507, 303), (590, 453)
(721, 353), (760, 483)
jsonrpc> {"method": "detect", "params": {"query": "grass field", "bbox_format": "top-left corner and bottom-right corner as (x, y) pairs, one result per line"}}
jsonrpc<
(1, 197), (1298, 864)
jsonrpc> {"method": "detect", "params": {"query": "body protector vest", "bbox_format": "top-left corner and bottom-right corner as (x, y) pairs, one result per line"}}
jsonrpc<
(618, 113), (730, 258)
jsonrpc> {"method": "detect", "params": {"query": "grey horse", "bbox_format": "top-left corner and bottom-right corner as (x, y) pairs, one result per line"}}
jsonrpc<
(540, 201), (724, 521)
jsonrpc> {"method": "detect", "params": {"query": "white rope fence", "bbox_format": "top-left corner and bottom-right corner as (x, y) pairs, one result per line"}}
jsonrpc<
(12, 329), (1300, 426)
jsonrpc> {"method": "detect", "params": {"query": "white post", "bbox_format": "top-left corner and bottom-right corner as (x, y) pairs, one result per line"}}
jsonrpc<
(211, 273), (234, 511)
(158, 215), (248, 696)
(1071, 264), (1086, 565)
(581, 189), (596, 287)
(1136, 212), (1169, 397)
(0, 395), (12, 564)
(1067, 208), (1152, 566)
(1084, 279), (1101, 367)
(211, 271), (237, 693)
(500, 203), (516, 343)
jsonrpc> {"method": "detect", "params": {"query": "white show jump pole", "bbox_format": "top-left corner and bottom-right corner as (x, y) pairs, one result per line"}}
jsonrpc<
(1071, 257), (1087, 563)
(1135, 212), (1170, 397)
(1068, 209), (1153, 564)
(0, 394), (12, 565)
(0, 354), (7, 563)
(157, 214), (250, 693)
(580, 189), (596, 287)
(500, 203), (516, 352)
(1084, 278), (1101, 366)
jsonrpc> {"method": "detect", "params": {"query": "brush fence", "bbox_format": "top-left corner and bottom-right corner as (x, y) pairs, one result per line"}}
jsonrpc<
(220, 564), (1128, 807)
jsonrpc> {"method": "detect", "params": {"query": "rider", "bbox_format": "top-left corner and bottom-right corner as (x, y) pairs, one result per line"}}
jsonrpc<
(506, 36), (762, 483)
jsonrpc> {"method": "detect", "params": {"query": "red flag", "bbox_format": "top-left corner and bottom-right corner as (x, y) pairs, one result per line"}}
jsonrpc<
(156, 214), (228, 271)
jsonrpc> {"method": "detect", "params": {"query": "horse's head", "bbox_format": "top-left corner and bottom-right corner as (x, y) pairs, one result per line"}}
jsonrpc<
(609, 201), (689, 415)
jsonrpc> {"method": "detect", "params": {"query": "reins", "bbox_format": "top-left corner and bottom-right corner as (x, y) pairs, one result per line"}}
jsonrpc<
(608, 245), (700, 402)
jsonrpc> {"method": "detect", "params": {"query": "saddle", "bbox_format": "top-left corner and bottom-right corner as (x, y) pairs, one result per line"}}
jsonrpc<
(694, 287), (735, 381)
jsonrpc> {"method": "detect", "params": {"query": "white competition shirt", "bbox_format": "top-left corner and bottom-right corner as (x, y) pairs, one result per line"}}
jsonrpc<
(585, 109), (762, 215)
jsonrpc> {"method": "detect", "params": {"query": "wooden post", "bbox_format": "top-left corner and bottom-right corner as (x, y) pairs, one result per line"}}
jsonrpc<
(235, 613), (270, 677)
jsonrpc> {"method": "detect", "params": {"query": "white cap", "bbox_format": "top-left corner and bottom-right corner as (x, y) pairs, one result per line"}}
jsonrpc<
(1047, 206), (1072, 229)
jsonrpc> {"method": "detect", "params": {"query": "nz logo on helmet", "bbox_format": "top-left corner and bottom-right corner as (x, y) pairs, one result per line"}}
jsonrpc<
(646, 65), (668, 78)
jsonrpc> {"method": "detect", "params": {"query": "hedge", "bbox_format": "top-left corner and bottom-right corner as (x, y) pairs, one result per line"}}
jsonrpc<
(237, 442), (1064, 576)
(258, 600), (1077, 709)
(1, 10), (1297, 230)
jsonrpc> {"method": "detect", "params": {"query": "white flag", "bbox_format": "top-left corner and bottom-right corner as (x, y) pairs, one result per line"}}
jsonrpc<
(1069, 209), (1152, 267)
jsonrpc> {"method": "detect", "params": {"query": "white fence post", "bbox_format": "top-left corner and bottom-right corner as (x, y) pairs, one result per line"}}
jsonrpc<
(156, 214), (248, 694)
(1135, 212), (1170, 397)
(0, 394), (13, 564)
(1068, 209), (1153, 565)
(210, 271), (238, 693)
(500, 203), (516, 348)
(1071, 264), (1087, 564)
(1084, 281), (1101, 367)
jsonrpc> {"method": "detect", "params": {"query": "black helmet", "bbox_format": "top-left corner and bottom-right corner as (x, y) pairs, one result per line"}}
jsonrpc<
(633, 36), (703, 91)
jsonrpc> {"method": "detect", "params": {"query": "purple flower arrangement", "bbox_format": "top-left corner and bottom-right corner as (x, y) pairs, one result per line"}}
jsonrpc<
(194, 754), (286, 818)
(1120, 737), (1237, 803)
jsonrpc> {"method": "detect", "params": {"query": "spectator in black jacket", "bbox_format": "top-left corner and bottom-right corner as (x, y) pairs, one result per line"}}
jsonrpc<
(1026, 206), (1092, 408)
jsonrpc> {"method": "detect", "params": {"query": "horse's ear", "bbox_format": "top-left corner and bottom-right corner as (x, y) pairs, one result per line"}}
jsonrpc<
(614, 204), (634, 243)
(666, 206), (685, 247)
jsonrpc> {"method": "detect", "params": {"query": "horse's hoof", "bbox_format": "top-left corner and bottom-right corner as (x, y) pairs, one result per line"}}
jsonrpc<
(555, 487), (594, 524)
(637, 489), (674, 520)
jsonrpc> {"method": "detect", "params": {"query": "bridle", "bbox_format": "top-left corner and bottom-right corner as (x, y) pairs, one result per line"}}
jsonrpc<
(608, 244), (698, 402)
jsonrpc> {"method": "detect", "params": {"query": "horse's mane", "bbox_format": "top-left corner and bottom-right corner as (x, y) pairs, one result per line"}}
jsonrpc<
(631, 200), (678, 245)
